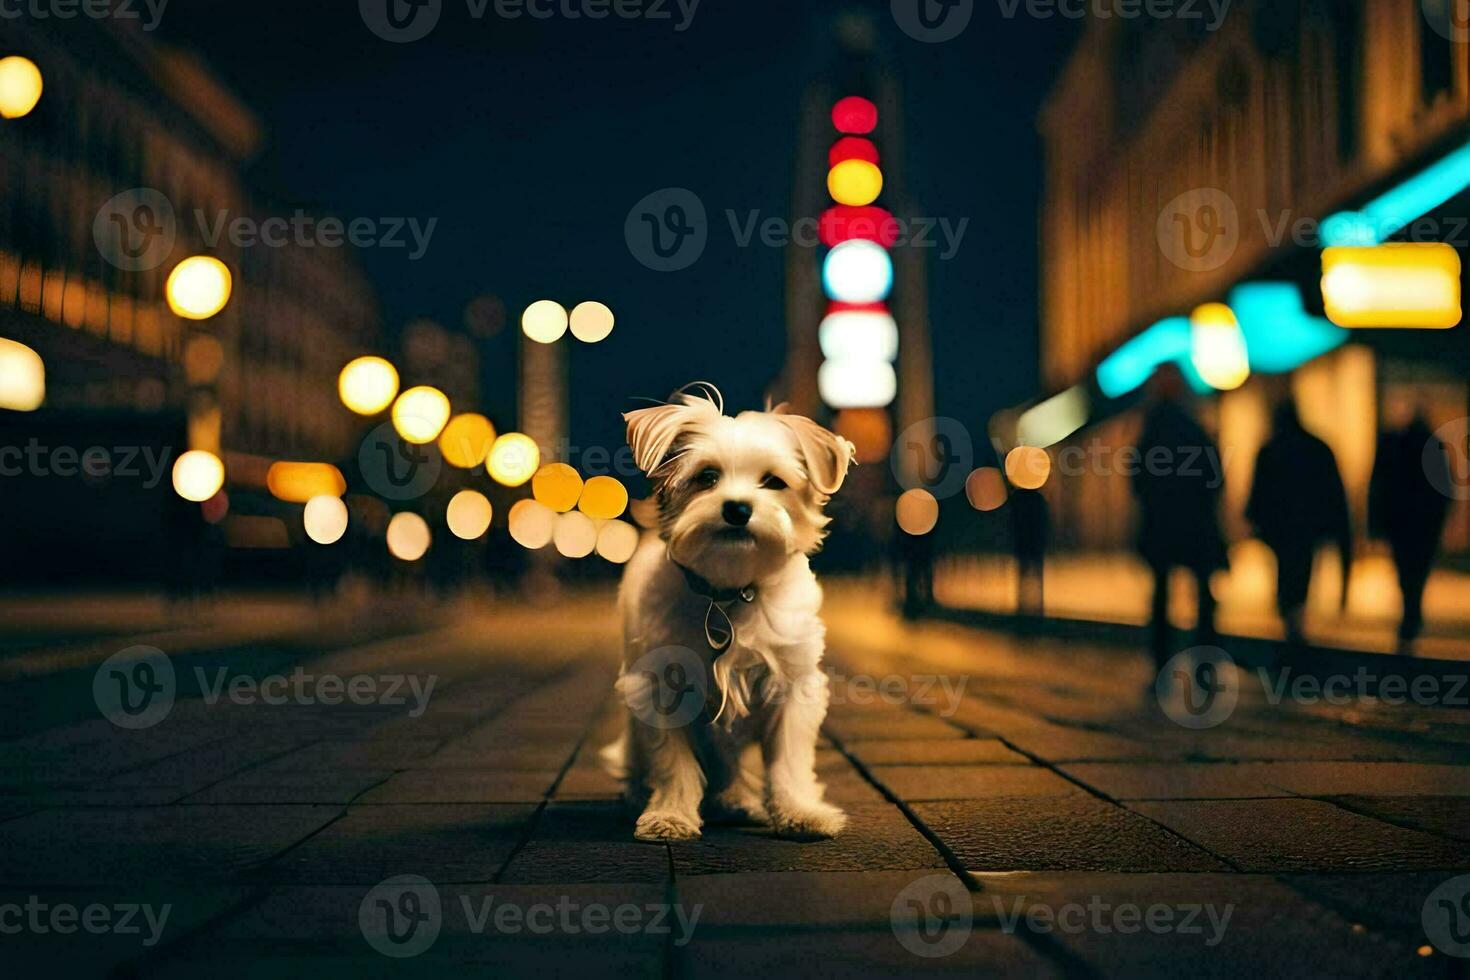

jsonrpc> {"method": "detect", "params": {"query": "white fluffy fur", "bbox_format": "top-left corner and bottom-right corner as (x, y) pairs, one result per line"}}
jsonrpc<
(604, 384), (856, 841)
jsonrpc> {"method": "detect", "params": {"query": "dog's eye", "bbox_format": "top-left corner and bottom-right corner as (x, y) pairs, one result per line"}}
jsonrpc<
(761, 474), (788, 491)
(693, 468), (721, 490)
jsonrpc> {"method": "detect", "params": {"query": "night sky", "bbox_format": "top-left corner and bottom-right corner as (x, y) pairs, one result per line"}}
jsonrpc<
(155, 0), (1079, 459)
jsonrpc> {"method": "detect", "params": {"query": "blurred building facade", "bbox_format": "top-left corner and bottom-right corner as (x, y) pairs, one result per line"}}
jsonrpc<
(1039, 1), (1470, 556)
(0, 17), (382, 570)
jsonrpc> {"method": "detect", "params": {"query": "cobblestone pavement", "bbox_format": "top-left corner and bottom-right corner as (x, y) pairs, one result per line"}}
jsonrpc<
(1, 587), (1468, 978)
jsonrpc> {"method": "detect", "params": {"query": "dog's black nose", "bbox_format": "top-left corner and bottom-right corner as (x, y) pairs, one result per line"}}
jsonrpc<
(722, 500), (753, 526)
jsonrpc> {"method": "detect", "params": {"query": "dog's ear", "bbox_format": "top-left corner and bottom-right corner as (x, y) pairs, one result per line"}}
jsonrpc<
(624, 384), (725, 477)
(775, 413), (856, 496)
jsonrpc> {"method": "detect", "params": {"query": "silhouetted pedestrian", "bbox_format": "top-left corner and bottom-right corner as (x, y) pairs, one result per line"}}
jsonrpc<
(1010, 487), (1049, 618)
(897, 526), (935, 620)
(1370, 414), (1452, 648)
(1245, 400), (1351, 646)
(1132, 366), (1227, 672)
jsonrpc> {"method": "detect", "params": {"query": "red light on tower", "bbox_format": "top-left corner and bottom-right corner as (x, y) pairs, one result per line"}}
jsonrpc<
(820, 205), (900, 248)
(831, 96), (878, 134)
(828, 136), (879, 168)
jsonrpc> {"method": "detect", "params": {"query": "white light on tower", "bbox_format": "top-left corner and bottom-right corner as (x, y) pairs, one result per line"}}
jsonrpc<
(818, 358), (897, 409)
(819, 309), (899, 362)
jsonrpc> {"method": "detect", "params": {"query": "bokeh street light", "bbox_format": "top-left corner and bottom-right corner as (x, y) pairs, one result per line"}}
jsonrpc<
(827, 159), (884, 207)
(386, 512), (431, 561)
(338, 356), (400, 415)
(822, 240), (893, 304)
(569, 301), (615, 343)
(488, 432), (540, 487)
(0, 56), (43, 119)
(578, 475), (628, 520)
(172, 450), (225, 502)
(508, 498), (556, 548)
(522, 299), (569, 344)
(0, 337), (45, 411)
(553, 510), (598, 558)
(439, 412), (496, 469)
(303, 495), (349, 545)
(267, 462), (347, 503)
(1004, 446), (1052, 490)
(895, 488), (939, 535)
(446, 489), (493, 540)
(595, 519), (640, 563)
(533, 463), (584, 513)
(1188, 303), (1251, 392)
(165, 256), (233, 320)
(391, 386), (452, 444)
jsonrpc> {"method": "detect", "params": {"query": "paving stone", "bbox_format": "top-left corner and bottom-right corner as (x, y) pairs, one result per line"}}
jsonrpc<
(498, 802), (671, 885)
(355, 769), (559, 804)
(256, 804), (535, 884)
(823, 714), (968, 742)
(180, 769), (394, 804)
(1325, 796), (1470, 843)
(1280, 872), (1459, 939)
(0, 806), (341, 885)
(965, 872), (1430, 977)
(846, 738), (1030, 766)
(1132, 799), (1470, 872)
(672, 925), (1062, 979)
(1251, 762), (1470, 797)
(872, 765), (1081, 801)
(421, 743), (578, 770)
(253, 739), (445, 770)
(911, 798), (1227, 873)
(671, 802), (946, 877)
(675, 869), (964, 929)
(555, 765), (624, 801)
(0, 884), (253, 977)
(1058, 763), (1293, 800)
(821, 771), (889, 804)
(1001, 727), (1167, 762)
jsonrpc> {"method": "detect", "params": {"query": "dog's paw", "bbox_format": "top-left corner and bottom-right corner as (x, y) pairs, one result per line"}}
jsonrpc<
(634, 810), (702, 841)
(706, 789), (769, 826)
(769, 802), (847, 839)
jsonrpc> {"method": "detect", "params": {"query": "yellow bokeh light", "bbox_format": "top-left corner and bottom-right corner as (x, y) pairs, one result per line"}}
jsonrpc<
(1321, 243), (1462, 329)
(488, 432), (541, 487)
(267, 462), (347, 503)
(1189, 303), (1251, 391)
(446, 489), (493, 540)
(596, 519), (641, 564)
(508, 498), (557, 549)
(165, 256), (233, 320)
(965, 467), (1008, 512)
(569, 301), (615, 343)
(303, 495), (349, 545)
(0, 336), (45, 411)
(0, 56), (43, 120)
(827, 159), (884, 207)
(533, 463), (584, 513)
(439, 413), (497, 469)
(553, 510), (598, 558)
(392, 386), (452, 445)
(172, 450), (225, 502)
(338, 356), (399, 415)
(386, 512), (431, 561)
(578, 475), (628, 520)
(522, 300), (569, 344)
(1005, 446), (1051, 490)
(895, 488), (939, 535)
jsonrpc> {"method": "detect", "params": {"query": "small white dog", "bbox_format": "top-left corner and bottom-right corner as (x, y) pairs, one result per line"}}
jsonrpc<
(602, 383), (855, 841)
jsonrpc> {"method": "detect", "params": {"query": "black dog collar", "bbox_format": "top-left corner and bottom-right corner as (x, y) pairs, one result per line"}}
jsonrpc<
(673, 561), (756, 652)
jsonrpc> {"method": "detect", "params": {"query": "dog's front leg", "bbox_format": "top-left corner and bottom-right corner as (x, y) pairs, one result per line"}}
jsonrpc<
(762, 671), (846, 839)
(630, 720), (705, 841)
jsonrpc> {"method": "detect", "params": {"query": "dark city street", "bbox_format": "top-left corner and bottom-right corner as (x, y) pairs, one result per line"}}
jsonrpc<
(2, 1), (1470, 977)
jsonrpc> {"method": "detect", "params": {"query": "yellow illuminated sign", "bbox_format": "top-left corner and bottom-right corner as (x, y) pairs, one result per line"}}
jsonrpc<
(1321, 244), (1461, 328)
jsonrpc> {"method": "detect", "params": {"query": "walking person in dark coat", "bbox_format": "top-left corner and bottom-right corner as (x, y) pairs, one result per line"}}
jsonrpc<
(1370, 413), (1452, 649)
(1246, 400), (1352, 646)
(1131, 366), (1228, 672)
